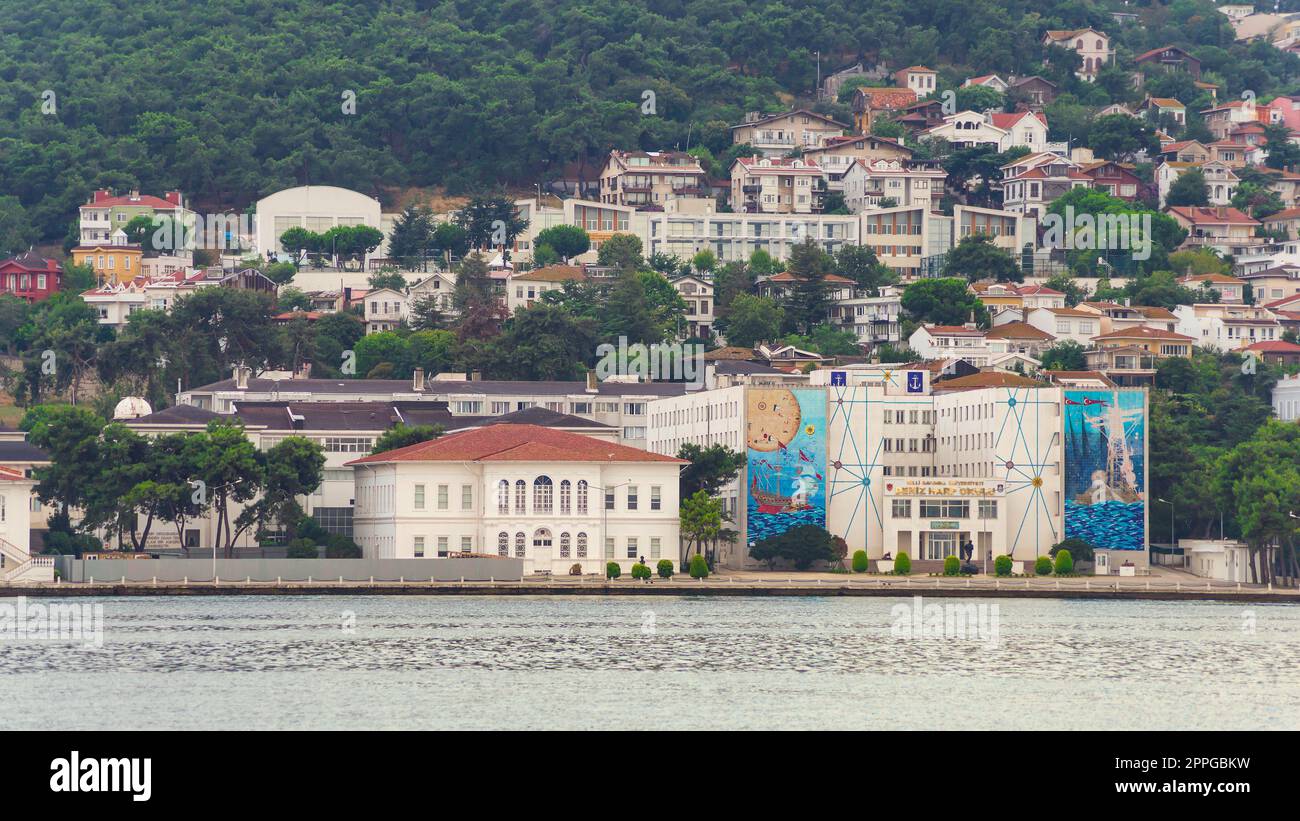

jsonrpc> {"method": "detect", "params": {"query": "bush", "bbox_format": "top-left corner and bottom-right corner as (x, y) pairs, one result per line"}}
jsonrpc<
(324, 534), (362, 558)
(1050, 538), (1094, 563)
(569, 563), (583, 576)
(852, 550), (869, 573)
(630, 562), (651, 580)
(689, 554), (709, 579)
(286, 538), (318, 559)
(943, 555), (960, 576)
(1054, 549), (1074, 575)
(894, 552), (911, 575)
(994, 554), (1013, 576)
(656, 559), (674, 579)
(749, 525), (837, 570)
(605, 561), (621, 579)
(1035, 555), (1053, 575)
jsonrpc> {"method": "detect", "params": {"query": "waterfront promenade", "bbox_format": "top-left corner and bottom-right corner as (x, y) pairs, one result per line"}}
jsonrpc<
(3, 565), (1297, 602)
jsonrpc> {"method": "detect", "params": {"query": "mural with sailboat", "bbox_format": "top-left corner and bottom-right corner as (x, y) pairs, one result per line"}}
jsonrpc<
(746, 388), (826, 542)
(1063, 389), (1146, 551)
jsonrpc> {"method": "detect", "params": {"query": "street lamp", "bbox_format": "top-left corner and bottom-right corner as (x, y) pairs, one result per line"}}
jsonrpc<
(589, 480), (632, 569)
(1158, 498), (1175, 549)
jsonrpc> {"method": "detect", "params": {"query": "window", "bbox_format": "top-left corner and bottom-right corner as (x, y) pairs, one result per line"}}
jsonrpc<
(577, 481), (589, 514)
(627, 486), (638, 510)
(437, 536), (448, 557)
(605, 486), (616, 510)
(515, 480), (526, 514)
(605, 537), (615, 559)
(461, 536), (472, 553)
(559, 480), (571, 514)
(497, 480), (509, 514)
(627, 537), (638, 559)
(919, 499), (970, 518)
(533, 476), (553, 513)
(498, 532), (509, 556)
(414, 536), (425, 558)
(577, 532), (588, 558)
(461, 484), (473, 511)
(515, 532), (526, 558)
(892, 499), (912, 518)
(650, 537), (661, 559)
(651, 486), (661, 511)
(491, 401), (510, 415)
(437, 484), (448, 510)
(560, 532), (571, 558)
(979, 500), (998, 519)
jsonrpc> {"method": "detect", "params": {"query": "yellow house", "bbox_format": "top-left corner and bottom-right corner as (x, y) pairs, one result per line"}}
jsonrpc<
(72, 243), (144, 285)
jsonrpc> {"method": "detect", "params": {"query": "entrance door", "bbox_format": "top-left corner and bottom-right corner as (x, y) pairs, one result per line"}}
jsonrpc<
(1095, 553), (1109, 576)
(532, 528), (553, 574)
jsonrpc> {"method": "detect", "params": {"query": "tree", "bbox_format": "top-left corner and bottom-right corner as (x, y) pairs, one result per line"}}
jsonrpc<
(783, 238), (834, 334)
(0, 196), (37, 257)
(679, 489), (722, 564)
(534, 225), (590, 262)
(691, 248), (717, 274)
(408, 293), (446, 331)
(388, 205), (435, 268)
(494, 302), (598, 379)
(371, 424), (444, 455)
(1166, 168), (1209, 207)
(721, 294), (783, 347)
(901, 278), (989, 328)
(196, 419), (265, 558)
(596, 233), (643, 272)
(1089, 114), (1158, 163)
(239, 436), (326, 544)
(1040, 340), (1087, 371)
(368, 270), (408, 292)
(749, 525), (837, 570)
(835, 244), (895, 294)
(678, 443), (746, 499)
(452, 253), (506, 340)
(941, 233), (1022, 282)
(456, 196), (528, 251)
(1264, 123), (1300, 171)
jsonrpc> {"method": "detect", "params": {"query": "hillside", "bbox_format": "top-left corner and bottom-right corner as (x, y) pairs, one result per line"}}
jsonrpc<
(1, 0), (1297, 243)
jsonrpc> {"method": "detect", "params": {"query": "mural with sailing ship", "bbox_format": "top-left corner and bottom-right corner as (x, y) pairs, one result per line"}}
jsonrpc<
(1063, 389), (1146, 551)
(746, 388), (826, 542)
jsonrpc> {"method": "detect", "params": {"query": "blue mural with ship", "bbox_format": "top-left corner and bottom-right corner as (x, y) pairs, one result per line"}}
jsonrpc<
(1063, 389), (1146, 551)
(746, 388), (827, 544)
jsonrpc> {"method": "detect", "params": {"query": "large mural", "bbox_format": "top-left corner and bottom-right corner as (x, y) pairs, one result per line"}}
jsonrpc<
(1063, 389), (1147, 551)
(746, 388), (826, 543)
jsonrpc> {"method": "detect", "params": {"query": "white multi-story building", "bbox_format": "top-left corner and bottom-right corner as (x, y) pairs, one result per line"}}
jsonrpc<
(921, 111), (1049, 152)
(255, 185), (384, 264)
(670, 274), (715, 339)
(841, 158), (946, 212)
(1273, 373), (1300, 421)
(1174, 303), (1283, 351)
(598, 150), (710, 210)
(1042, 28), (1112, 80)
(731, 156), (828, 214)
(349, 424), (684, 574)
(364, 287), (408, 333)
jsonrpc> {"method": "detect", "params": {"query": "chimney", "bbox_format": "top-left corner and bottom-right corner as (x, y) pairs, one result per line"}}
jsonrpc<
(295, 361), (312, 380)
(413, 367), (426, 392)
(470, 370), (482, 382)
(233, 365), (249, 390)
(93, 189), (111, 204)
(586, 371), (599, 393)
(165, 191), (183, 208)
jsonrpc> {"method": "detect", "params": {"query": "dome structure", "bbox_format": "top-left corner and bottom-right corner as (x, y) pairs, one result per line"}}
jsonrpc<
(113, 396), (153, 420)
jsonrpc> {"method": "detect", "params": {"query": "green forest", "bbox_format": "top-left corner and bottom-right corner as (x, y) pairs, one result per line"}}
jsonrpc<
(5, 0), (1300, 244)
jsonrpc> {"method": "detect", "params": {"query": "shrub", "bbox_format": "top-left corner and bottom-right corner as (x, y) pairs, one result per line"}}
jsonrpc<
(852, 550), (869, 573)
(943, 555), (960, 576)
(631, 562), (651, 580)
(1050, 538), (1094, 563)
(894, 552), (911, 575)
(569, 563), (583, 576)
(324, 534), (362, 558)
(689, 554), (709, 579)
(1035, 555), (1053, 575)
(656, 559), (674, 579)
(994, 554), (1013, 576)
(605, 561), (621, 579)
(1054, 549), (1074, 575)
(286, 538), (318, 559)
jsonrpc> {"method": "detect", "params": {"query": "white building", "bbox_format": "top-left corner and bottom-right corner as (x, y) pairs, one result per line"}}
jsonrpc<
(908, 324), (992, 367)
(1273, 373), (1300, 420)
(349, 424), (684, 574)
(670, 274), (715, 339)
(364, 287), (409, 333)
(506, 265), (585, 315)
(255, 185), (384, 264)
(841, 158), (946, 212)
(730, 156), (828, 214)
(1174, 303), (1282, 351)
(922, 110), (1049, 152)
(0, 465), (47, 582)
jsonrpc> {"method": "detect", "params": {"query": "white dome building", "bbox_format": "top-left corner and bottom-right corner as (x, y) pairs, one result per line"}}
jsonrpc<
(113, 396), (153, 420)
(254, 185), (385, 261)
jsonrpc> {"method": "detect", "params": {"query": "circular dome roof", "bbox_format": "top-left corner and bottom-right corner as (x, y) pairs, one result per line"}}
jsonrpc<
(113, 396), (153, 420)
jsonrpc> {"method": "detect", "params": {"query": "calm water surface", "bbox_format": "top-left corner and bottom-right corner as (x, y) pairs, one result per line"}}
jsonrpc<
(2, 595), (1297, 730)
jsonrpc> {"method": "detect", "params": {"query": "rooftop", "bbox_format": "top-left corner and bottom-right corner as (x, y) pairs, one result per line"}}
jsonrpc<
(347, 424), (686, 465)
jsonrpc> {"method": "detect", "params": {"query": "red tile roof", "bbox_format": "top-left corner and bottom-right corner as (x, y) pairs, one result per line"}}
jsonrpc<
(1246, 340), (1300, 353)
(346, 424), (687, 465)
(1165, 206), (1258, 226)
(989, 111), (1048, 130)
(1094, 326), (1195, 342)
(983, 321), (1055, 340)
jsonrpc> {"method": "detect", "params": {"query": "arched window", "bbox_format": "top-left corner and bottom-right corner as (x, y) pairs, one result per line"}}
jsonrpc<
(576, 480), (589, 515)
(559, 480), (572, 515)
(560, 532), (571, 558)
(576, 532), (588, 558)
(533, 476), (553, 513)
(533, 528), (552, 548)
(497, 532), (509, 556)
(514, 480), (526, 515)
(497, 480), (510, 514)
(514, 532), (526, 558)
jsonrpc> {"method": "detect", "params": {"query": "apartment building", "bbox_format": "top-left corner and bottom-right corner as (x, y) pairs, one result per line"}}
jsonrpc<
(731, 156), (828, 214)
(1175, 303), (1283, 351)
(1042, 28), (1112, 79)
(802, 135), (912, 189)
(730, 109), (850, 156)
(841, 158), (946, 212)
(671, 274), (715, 339)
(1000, 153), (1092, 219)
(597, 150), (710, 210)
(78, 189), (194, 248)
(365, 287), (408, 333)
